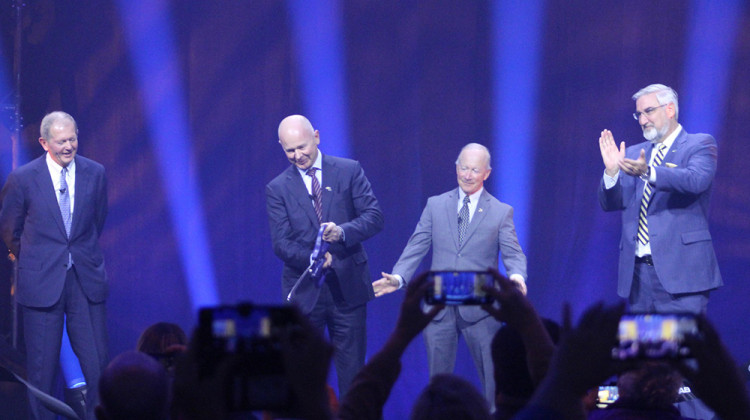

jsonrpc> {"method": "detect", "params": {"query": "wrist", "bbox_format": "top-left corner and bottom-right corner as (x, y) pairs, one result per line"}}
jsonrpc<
(639, 166), (651, 181)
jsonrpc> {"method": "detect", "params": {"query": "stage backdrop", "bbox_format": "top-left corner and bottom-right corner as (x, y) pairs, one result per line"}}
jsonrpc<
(1, 1), (749, 417)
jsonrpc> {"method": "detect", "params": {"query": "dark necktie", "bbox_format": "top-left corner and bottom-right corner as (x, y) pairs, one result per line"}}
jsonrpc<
(637, 144), (668, 246)
(458, 195), (470, 246)
(59, 167), (71, 237)
(306, 167), (323, 224)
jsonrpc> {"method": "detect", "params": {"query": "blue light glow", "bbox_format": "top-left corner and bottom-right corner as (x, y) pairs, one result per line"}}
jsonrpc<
(286, 0), (350, 157)
(490, 1), (545, 248)
(681, 0), (744, 138)
(59, 318), (86, 389)
(117, 0), (219, 311)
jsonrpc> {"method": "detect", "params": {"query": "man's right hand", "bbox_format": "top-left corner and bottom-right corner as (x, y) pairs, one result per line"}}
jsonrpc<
(599, 129), (625, 176)
(372, 272), (400, 297)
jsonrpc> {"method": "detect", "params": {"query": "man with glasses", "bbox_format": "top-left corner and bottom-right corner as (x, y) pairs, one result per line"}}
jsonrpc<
(598, 84), (722, 314)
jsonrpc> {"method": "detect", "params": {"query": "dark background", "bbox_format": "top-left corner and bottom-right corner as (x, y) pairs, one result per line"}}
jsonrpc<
(1, 1), (749, 417)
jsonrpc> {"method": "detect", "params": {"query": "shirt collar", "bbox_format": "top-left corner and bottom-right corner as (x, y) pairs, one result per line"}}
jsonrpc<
(656, 124), (681, 151)
(45, 153), (75, 174)
(458, 187), (483, 204)
(296, 151), (323, 177)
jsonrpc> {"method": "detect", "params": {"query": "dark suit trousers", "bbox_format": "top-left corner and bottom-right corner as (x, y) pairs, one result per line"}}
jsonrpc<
(630, 260), (709, 314)
(22, 267), (108, 420)
(307, 282), (366, 398)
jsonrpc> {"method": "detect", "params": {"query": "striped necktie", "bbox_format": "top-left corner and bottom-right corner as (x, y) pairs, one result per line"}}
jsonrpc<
(637, 144), (668, 246)
(306, 167), (323, 224)
(59, 167), (71, 237)
(458, 195), (470, 246)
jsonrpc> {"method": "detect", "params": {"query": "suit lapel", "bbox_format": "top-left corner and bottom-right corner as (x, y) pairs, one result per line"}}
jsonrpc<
(463, 190), (489, 245)
(284, 165), (319, 227)
(71, 157), (91, 237)
(444, 189), (461, 250)
(31, 156), (68, 238)
(663, 129), (687, 165)
(321, 155), (337, 223)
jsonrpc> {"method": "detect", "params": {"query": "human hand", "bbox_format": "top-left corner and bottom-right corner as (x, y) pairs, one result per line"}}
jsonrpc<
(322, 222), (343, 242)
(618, 149), (648, 177)
(510, 274), (527, 296)
(599, 129), (625, 176)
(547, 301), (625, 395)
(322, 252), (332, 269)
(373, 272), (400, 297)
(481, 268), (536, 330)
(393, 271), (444, 341)
(675, 315), (750, 420)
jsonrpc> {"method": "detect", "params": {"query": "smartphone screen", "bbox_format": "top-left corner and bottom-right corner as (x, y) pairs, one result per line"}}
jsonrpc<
(424, 271), (493, 305)
(612, 313), (698, 360)
(596, 385), (619, 408)
(197, 304), (296, 411)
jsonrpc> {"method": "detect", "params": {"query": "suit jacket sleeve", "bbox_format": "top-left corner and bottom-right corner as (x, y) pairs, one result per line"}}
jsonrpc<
(95, 167), (108, 236)
(265, 182), (314, 271)
(653, 134), (717, 195)
(498, 206), (528, 279)
(336, 160), (384, 249)
(391, 198), (434, 283)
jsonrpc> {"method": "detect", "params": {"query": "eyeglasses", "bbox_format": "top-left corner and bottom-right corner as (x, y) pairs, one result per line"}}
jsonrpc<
(633, 104), (667, 120)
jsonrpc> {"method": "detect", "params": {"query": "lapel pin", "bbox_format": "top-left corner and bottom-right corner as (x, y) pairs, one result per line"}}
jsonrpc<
(325, 186), (332, 191)
(478, 208), (483, 213)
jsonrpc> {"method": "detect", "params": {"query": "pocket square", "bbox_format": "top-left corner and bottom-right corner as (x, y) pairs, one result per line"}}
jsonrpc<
(665, 163), (677, 168)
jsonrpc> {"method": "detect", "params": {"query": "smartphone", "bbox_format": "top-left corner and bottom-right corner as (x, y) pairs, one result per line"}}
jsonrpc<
(596, 385), (619, 408)
(424, 271), (494, 305)
(611, 313), (699, 360)
(196, 303), (298, 412)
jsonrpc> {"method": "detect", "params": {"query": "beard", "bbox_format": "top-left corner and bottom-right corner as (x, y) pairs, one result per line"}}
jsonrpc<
(642, 124), (669, 142)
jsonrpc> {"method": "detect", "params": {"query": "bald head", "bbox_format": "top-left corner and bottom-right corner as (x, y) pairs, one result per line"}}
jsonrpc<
(277, 114), (320, 170)
(455, 143), (492, 195)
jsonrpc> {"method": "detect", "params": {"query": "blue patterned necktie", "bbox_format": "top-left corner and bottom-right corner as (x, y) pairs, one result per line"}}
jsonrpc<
(637, 144), (668, 246)
(458, 195), (470, 246)
(59, 167), (71, 237)
(306, 167), (323, 224)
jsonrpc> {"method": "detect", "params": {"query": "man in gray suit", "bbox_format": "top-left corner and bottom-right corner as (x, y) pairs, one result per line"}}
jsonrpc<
(373, 143), (527, 407)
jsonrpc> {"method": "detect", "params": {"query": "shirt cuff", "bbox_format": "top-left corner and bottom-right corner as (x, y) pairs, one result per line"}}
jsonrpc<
(603, 170), (619, 189)
(509, 273), (525, 283)
(394, 274), (405, 289)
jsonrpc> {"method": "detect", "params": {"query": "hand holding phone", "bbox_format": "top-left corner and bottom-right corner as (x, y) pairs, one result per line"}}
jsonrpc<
(424, 271), (494, 305)
(612, 313), (699, 360)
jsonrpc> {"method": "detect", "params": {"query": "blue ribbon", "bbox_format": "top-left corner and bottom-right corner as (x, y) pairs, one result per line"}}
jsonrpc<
(308, 223), (331, 286)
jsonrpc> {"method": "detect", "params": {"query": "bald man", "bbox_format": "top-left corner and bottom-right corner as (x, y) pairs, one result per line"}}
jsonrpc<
(265, 115), (383, 396)
(373, 143), (528, 408)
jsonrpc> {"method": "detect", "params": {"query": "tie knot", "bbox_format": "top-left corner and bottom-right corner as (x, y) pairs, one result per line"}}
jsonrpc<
(306, 167), (317, 177)
(463, 196), (471, 205)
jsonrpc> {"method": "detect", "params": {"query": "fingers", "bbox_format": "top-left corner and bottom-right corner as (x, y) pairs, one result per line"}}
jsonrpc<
(321, 223), (342, 242)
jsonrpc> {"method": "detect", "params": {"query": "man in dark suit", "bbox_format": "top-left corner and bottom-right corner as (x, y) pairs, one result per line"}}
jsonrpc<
(0, 111), (109, 420)
(373, 143), (527, 407)
(598, 84), (722, 314)
(265, 114), (383, 396)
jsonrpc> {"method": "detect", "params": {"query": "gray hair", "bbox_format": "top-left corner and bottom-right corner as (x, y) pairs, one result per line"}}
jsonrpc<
(455, 143), (492, 170)
(40, 111), (78, 140)
(632, 84), (679, 120)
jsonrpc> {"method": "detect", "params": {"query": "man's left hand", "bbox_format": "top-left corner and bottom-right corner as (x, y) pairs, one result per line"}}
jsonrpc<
(618, 149), (648, 177)
(322, 222), (343, 242)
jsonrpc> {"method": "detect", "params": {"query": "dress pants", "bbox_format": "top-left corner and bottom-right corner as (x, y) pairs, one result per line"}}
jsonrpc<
(307, 281), (367, 398)
(22, 267), (108, 420)
(423, 306), (499, 409)
(630, 260), (709, 314)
